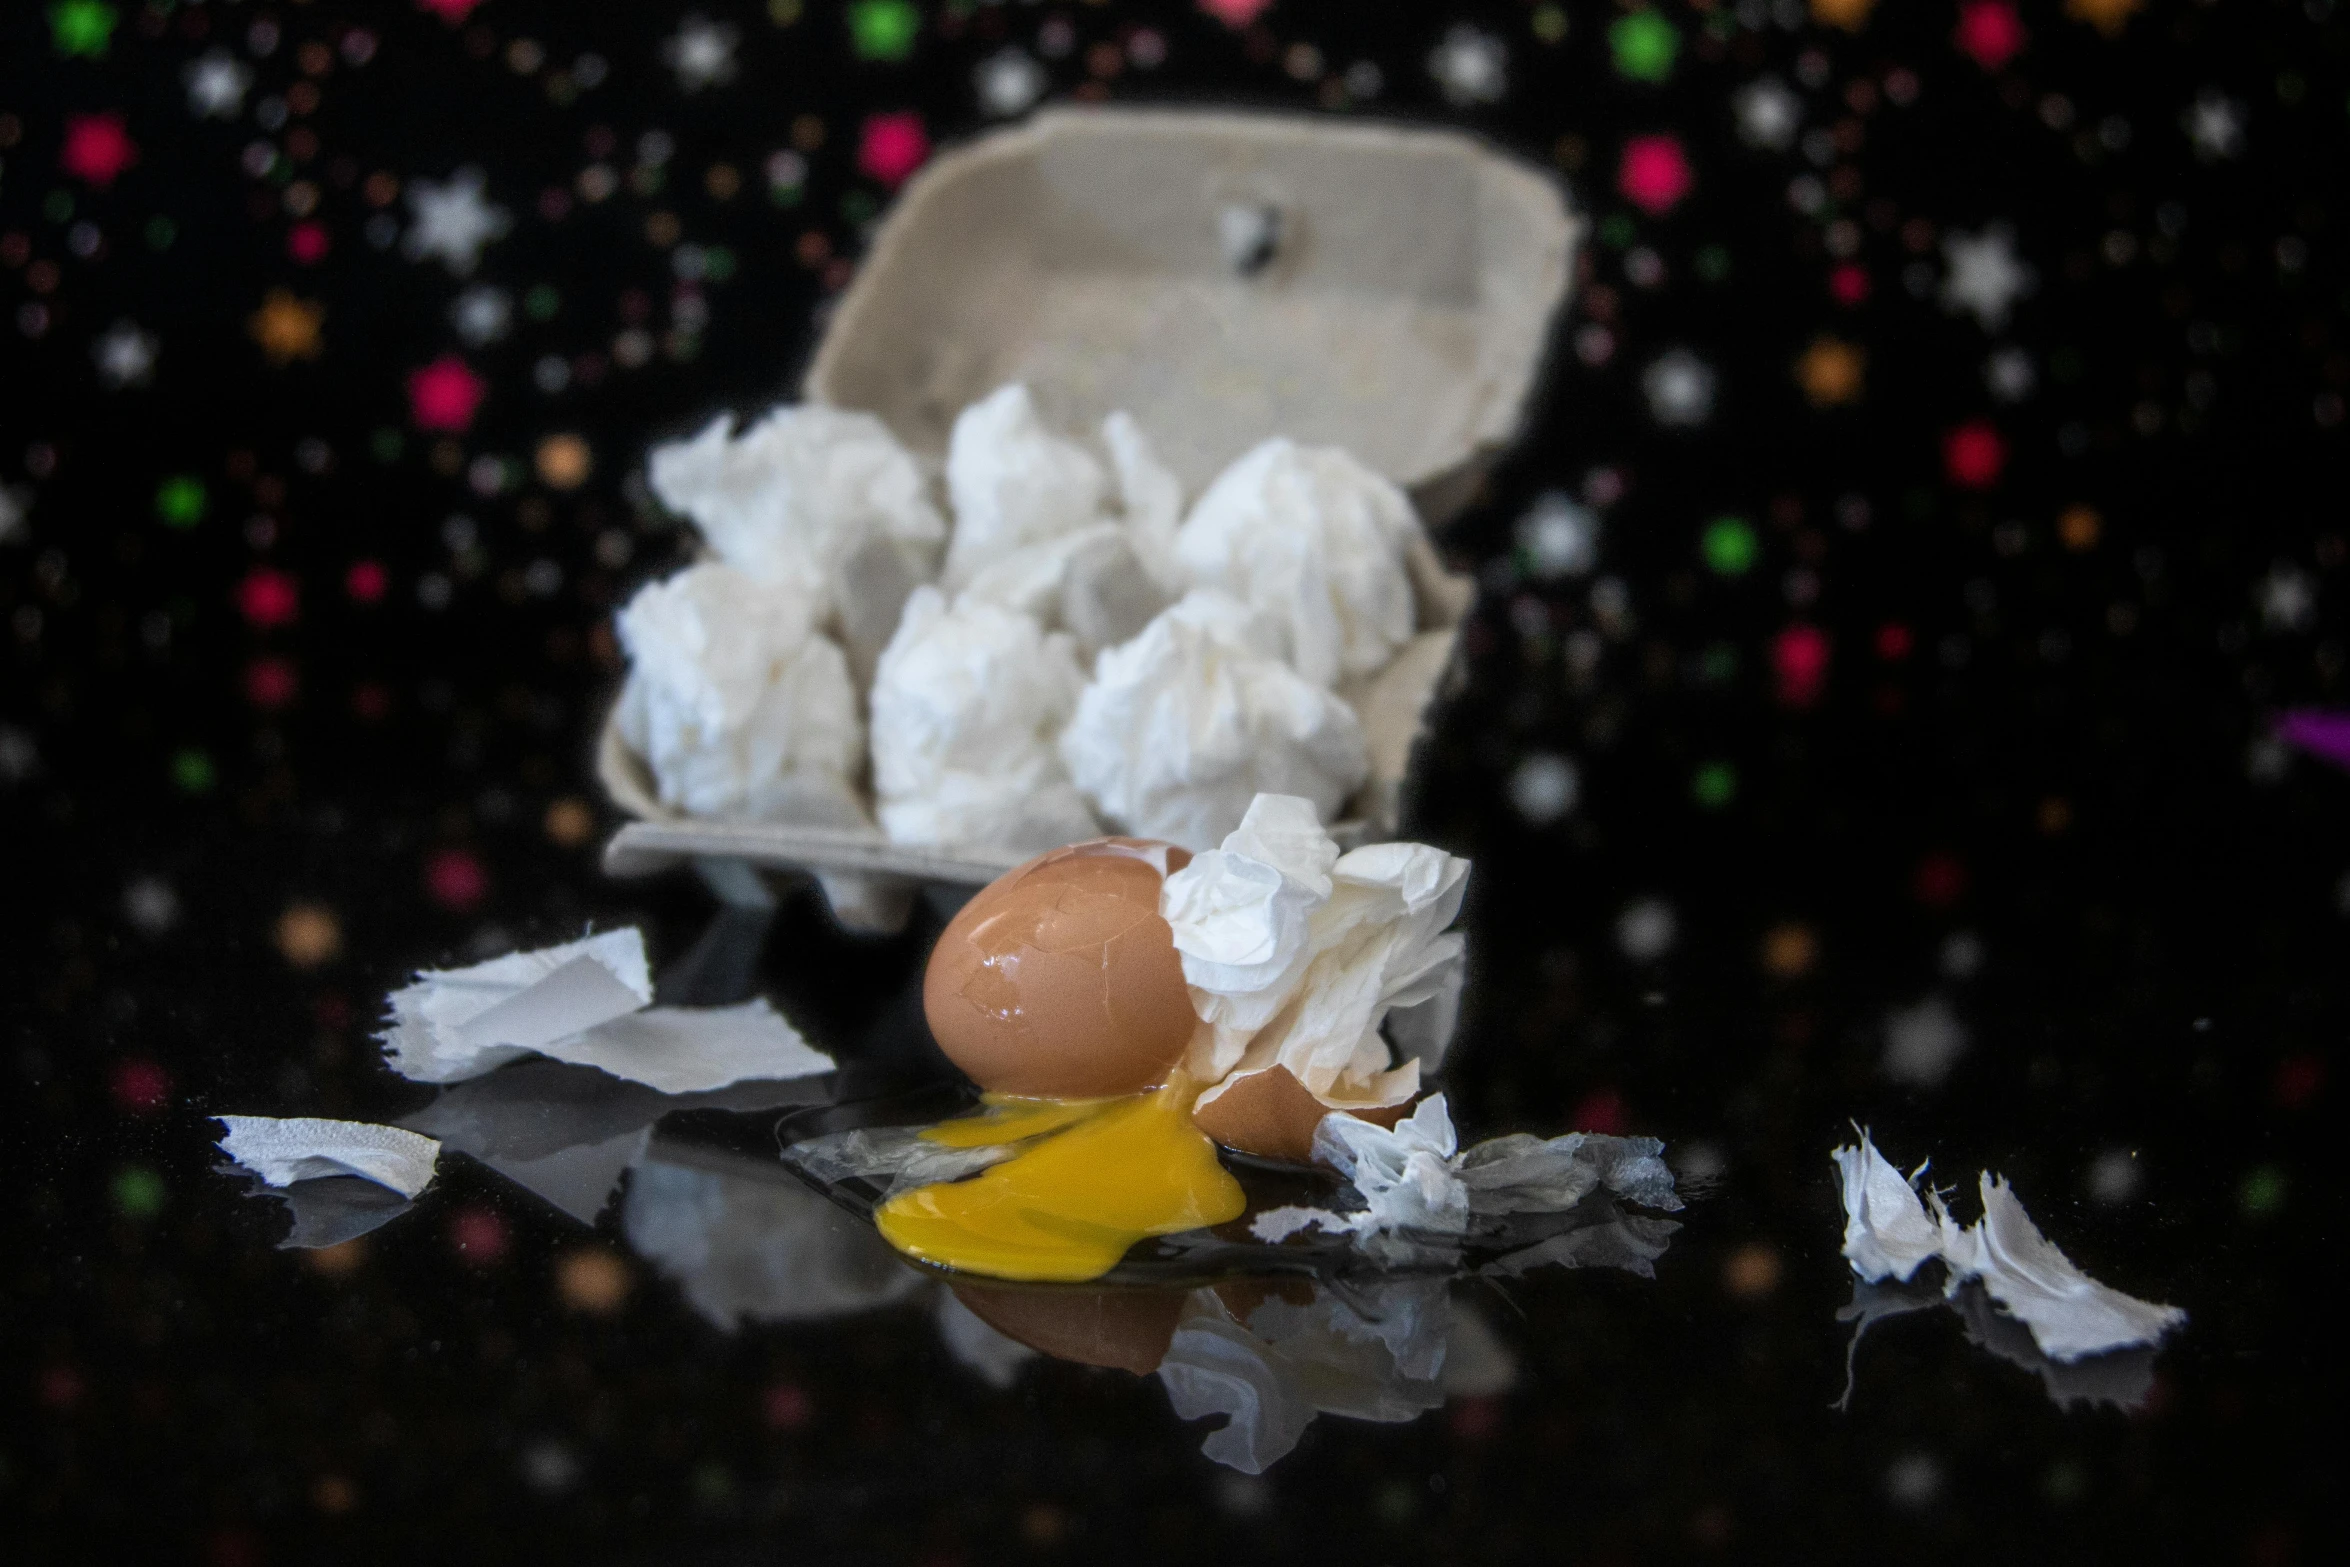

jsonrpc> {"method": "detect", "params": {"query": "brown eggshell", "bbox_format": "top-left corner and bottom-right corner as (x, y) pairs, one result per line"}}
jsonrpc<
(948, 1282), (1186, 1375)
(924, 837), (1197, 1099)
(1191, 1065), (1416, 1164)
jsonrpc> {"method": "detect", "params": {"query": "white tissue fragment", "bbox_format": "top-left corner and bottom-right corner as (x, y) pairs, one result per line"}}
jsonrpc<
(1164, 794), (1463, 1109)
(868, 586), (1100, 853)
(381, 930), (834, 1092)
(553, 1000), (834, 1095)
(1255, 1096), (1684, 1258)
(215, 1116), (441, 1198)
(1941, 1173), (2190, 1363)
(1314, 1095), (1472, 1239)
(381, 929), (654, 1083)
(1062, 597), (1368, 850)
(1832, 1129), (1945, 1284)
(941, 384), (1108, 589)
(616, 563), (867, 826)
(1176, 438), (1419, 689)
(1829, 1130), (2187, 1362)
(645, 404), (944, 606)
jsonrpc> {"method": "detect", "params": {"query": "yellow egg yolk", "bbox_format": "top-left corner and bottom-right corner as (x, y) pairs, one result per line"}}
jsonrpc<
(876, 1079), (1247, 1283)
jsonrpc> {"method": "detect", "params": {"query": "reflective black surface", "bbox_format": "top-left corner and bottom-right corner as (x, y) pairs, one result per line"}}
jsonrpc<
(4, 2), (2338, 1561)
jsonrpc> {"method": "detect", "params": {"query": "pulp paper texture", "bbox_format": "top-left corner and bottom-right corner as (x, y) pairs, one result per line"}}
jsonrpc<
(644, 403), (944, 613)
(381, 930), (834, 1093)
(1162, 795), (1464, 1109)
(615, 562), (867, 826)
(868, 585), (1099, 853)
(1174, 437), (1419, 689)
(1061, 592), (1368, 849)
(1830, 1130), (2187, 1362)
(214, 1115), (441, 1198)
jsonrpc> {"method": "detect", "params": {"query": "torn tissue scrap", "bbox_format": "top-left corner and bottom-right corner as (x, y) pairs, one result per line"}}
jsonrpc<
(1831, 1129), (2186, 1362)
(1251, 1095), (1682, 1256)
(377, 927), (834, 1092)
(215, 1115), (441, 1198)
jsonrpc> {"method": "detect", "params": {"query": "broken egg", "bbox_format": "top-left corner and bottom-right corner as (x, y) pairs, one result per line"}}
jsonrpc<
(924, 837), (1198, 1099)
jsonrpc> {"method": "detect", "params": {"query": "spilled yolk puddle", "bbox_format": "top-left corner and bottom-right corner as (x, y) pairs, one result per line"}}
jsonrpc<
(877, 1079), (1246, 1283)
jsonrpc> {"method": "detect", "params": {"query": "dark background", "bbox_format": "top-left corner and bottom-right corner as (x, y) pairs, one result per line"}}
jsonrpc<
(2, 1), (2341, 1561)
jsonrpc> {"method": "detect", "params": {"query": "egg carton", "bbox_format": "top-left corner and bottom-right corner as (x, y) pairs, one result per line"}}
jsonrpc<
(600, 106), (1579, 930)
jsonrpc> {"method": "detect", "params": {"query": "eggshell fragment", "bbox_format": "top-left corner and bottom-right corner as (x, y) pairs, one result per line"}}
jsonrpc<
(924, 838), (1198, 1098)
(1191, 1064), (1415, 1164)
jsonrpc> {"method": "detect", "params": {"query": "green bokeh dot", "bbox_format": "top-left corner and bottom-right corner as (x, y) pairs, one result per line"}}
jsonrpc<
(170, 749), (216, 794)
(1692, 762), (1737, 809)
(1695, 244), (1731, 283)
(524, 284), (562, 321)
(1609, 12), (1679, 83)
(2239, 1164), (2287, 1216)
(1701, 516), (1758, 576)
(1599, 213), (1637, 249)
(44, 190), (75, 225)
(112, 1165), (166, 1219)
(847, 0), (921, 62)
(702, 246), (737, 283)
(155, 476), (206, 528)
(145, 216), (177, 251)
(371, 428), (405, 464)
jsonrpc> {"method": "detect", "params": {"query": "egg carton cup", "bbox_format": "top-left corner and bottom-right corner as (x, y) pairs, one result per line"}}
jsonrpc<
(600, 106), (1577, 930)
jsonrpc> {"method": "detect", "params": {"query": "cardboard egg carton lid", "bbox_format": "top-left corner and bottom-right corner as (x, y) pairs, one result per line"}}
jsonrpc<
(807, 105), (1580, 525)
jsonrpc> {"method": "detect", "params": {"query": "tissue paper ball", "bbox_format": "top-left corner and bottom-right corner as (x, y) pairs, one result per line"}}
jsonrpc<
(1060, 591), (1369, 851)
(615, 563), (866, 826)
(924, 839), (1199, 1099)
(1175, 437), (1419, 689)
(869, 587), (1100, 853)
(646, 403), (945, 607)
(941, 383), (1108, 589)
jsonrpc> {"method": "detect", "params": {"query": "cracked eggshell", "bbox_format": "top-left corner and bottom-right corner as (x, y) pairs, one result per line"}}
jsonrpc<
(923, 838), (1200, 1099)
(1191, 1064), (1415, 1164)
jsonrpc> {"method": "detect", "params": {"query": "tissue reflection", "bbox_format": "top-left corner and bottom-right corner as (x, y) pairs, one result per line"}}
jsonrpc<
(1837, 1277), (2161, 1412)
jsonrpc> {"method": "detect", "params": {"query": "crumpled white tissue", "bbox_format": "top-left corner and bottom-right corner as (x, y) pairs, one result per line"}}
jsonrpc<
(960, 524), (1169, 659)
(941, 384), (1108, 590)
(1830, 1129), (2186, 1362)
(1175, 437), (1419, 689)
(868, 585), (1100, 853)
(645, 403), (945, 607)
(380, 929), (836, 1093)
(215, 1116), (441, 1198)
(1162, 794), (1463, 1110)
(1101, 410), (1185, 596)
(1061, 599), (1368, 851)
(615, 563), (867, 826)
(1251, 1095), (1683, 1259)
